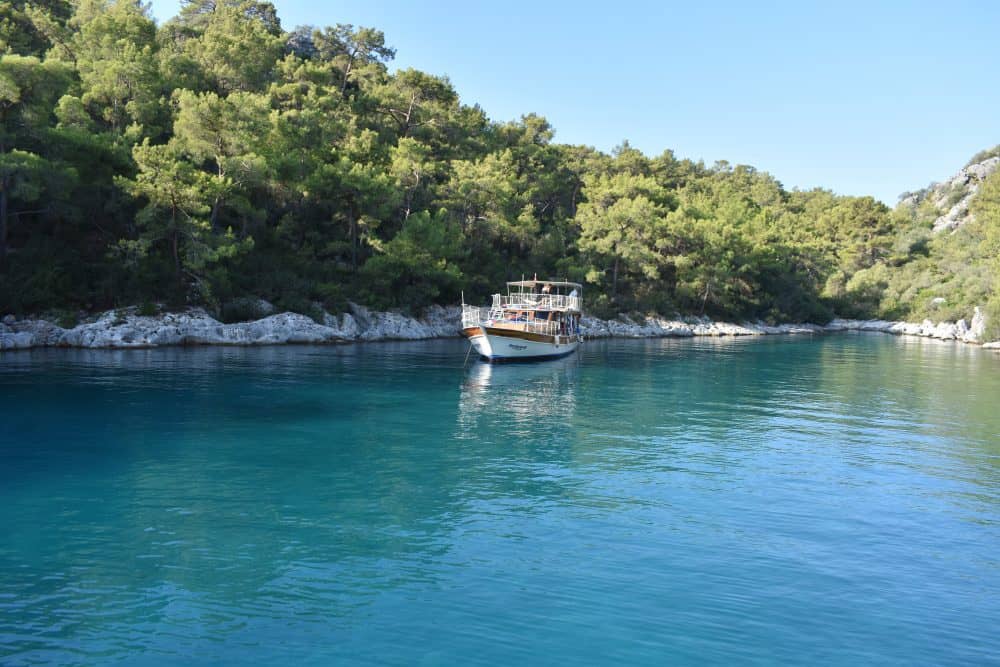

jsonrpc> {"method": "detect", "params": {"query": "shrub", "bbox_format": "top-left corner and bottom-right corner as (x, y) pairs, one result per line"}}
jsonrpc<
(56, 311), (78, 328)
(966, 145), (1000, 167)
(274, 294), (325, 324)
(219, 298), (264, 323)
(984, 296), (1000, 342)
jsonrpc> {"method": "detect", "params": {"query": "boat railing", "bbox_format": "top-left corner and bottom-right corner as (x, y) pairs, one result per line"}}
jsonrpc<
(462, 304), (563, 337)
(462, 304), (490, 328)
(486, 313), (561, 336)
(491, 293), (581, 312)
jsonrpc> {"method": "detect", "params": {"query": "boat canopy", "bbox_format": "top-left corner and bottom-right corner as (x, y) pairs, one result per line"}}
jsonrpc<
(506, 280), (582, 293)
(492, 279), (583, 314)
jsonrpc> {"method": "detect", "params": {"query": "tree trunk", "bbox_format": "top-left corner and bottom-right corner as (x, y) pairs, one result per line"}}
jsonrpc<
(700, 280), (712, 316)
(612, 256), (619, 301)
(340, 56), (355, 95)
(171, 209), (181, 281)
(349, 209), (357, 271)
(0, 134), (7, 268)
(210, 197), (221, 231)
(0, 175), (8, 268)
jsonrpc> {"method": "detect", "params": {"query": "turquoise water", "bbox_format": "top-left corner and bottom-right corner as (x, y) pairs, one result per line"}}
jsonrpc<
(1, 334), (999, 665)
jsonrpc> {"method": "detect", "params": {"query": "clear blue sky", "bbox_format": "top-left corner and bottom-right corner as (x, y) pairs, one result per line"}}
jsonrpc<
(149, 0), (999, 205)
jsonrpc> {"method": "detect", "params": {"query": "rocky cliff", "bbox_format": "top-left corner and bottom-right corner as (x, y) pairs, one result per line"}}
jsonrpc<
(899, 153), (1000, 232)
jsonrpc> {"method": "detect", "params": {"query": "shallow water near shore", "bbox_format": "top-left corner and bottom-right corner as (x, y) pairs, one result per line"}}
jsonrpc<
(1, 334), (999, 665)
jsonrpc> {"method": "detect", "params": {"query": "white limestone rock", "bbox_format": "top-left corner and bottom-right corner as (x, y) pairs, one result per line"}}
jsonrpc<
(346, 303), (462, 340)
(579, 315), (612, 338)
(860, 320), (897, 332)
(60, 309), (204, 347)
(0, 331), (35, 349)
(322, 311), (361, 339)
(2, 301), (994, 351)
(926, 156), (1000, 232)
(52, 309), (348, 348)
(417, 305), (464, 338)
(603, 315), (649, 338)
(823, 318), (856, 331)
(967, 307), (986, 343)
(768, 323), (824, 334)
(190, 312), (341, 346)
(579, 314), (692, 338)
(889, 321), (922, 336)
(823, 319), (898, 332)
(691, 321), (761, 336)
(644, 316), (695, 337)
(3, 318), (67, 347)
(932, 321), (958, 340)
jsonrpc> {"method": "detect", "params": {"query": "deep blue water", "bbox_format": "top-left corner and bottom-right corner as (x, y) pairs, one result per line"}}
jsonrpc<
(1, 334), (999, 665)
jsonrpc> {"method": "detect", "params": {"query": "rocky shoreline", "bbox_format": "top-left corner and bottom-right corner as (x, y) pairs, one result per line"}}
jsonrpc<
(1, 302), (997, 351)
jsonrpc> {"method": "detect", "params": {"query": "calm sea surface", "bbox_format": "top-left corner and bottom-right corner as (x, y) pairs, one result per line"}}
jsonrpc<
(1, 334), (998, 665)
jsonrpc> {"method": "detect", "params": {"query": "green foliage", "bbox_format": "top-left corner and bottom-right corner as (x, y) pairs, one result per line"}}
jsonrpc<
(0, 0), (995, 334)
(55, 309), (77, 328)
(984, 297), (1000, 342)
(966, 145), (1000, 167)
(361, 209), (462, 310)
(219, 296), (264, 323)
(0, 0), (72, 57)
(577, 171), (665, 301)
(67, 0), (162, 137)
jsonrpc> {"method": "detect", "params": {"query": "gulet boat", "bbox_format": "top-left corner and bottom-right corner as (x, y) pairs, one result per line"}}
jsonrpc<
(461, 280), (584, 361)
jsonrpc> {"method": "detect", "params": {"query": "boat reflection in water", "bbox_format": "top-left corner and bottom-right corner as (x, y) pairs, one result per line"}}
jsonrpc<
(456, 354), (580, 440)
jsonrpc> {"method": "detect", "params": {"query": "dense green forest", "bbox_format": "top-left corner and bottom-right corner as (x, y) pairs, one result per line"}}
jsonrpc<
(1, 0), (997, 334)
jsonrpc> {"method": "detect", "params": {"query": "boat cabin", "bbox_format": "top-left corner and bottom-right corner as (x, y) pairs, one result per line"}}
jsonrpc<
(479, 280), (582, 337)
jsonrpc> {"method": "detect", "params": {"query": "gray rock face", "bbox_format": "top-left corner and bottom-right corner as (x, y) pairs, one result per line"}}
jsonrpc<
(347, 303), (461, 340)
(0, 303), (466, 350)
(825, 318), (895, 332)
(825, 311), (990, 345)
(0, 302), (993, 351)
(970, 307), (986, 342)
(0, 331), (35, 349)
(581, 314), (694, 338)
(580, 314), (824, 338)
(914, 156), (1000, 232)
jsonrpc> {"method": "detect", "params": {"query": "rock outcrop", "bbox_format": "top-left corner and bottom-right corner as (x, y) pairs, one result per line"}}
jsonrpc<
(823, 316), (987, 344)
(0, 304), (463, 350)
(346, 303), (461, 340)
(579, 314), (827, 339)
(579, 314), (694, 338)
(900, 155), (1000, 232)
(1, 304), (996, 351)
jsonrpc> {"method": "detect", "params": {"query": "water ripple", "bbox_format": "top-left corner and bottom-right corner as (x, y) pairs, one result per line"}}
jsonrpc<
(1, 336), (998, 665)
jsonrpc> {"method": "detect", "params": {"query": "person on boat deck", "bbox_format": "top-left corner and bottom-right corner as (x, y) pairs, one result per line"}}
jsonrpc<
(541, 283), (552, 294)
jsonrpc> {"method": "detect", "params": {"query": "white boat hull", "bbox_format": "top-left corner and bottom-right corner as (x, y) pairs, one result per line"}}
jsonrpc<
(467, 329), (580, 361)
